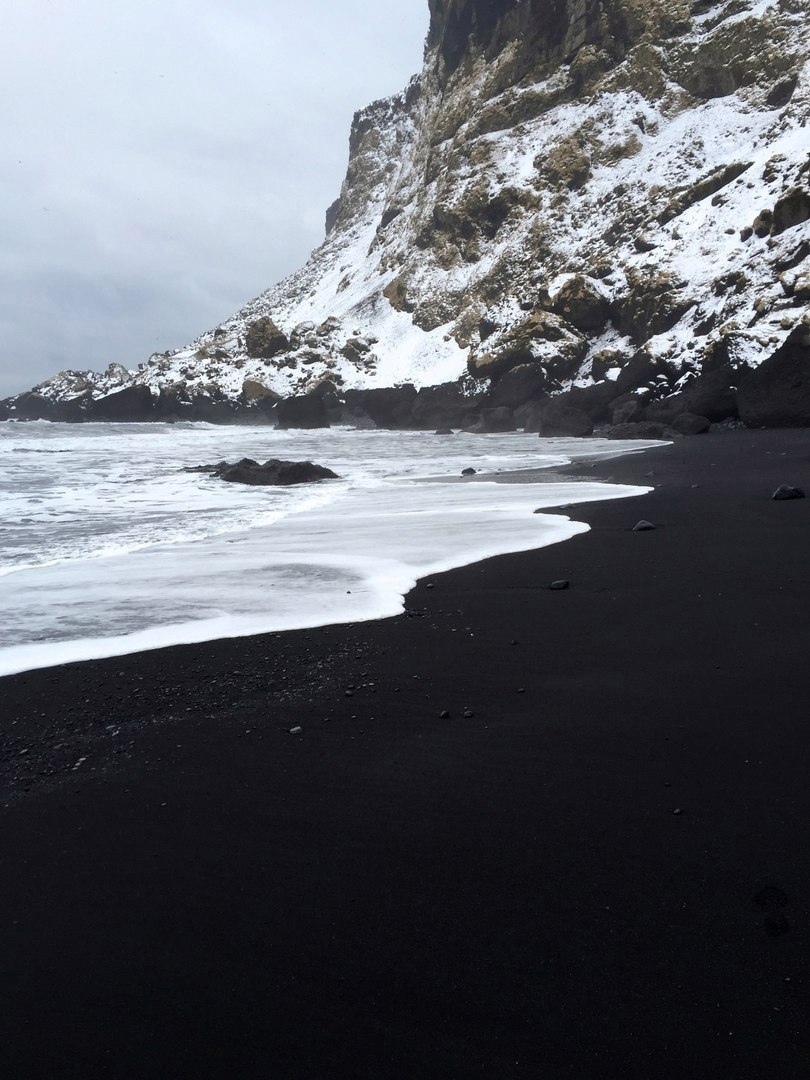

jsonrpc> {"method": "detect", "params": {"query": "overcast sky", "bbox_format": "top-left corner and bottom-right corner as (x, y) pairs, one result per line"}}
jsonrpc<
(0, 1), (428, 398)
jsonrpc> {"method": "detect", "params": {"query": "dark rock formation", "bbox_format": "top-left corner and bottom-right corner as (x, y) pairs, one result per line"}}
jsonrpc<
(276, 395), (330, 429)
(550, 275), (613, 333)
(618, 270), (693, 342)
(772, 484), (805, 500)
(607, 420), (671, 440)
(468, 405), (517, 433)
(772, 188), (810, 236)
(645, 368), (739, 424)
(7, 392), (58, 421)
(487, 363), (547, 409)
(528, 400), (593, 438)
(344, 385), (417, 428)
(610, 395), (645, 425)
(91, 385), (155, 421)
(737, 326), (810, 427)
(411, 383), (482, 429)
(671, 412), (711, 435)
(186, 458), (339, 486)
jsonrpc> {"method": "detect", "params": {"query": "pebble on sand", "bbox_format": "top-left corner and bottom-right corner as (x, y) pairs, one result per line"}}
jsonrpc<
(550, 580), (570, 590)
(772, 484), (805, 500)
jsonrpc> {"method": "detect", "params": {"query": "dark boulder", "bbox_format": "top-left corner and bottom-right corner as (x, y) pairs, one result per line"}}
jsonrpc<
(752, 208), (773, 237)
(486, 362), (547, 409)
(550, 274), (613, 333)
(737, 325), (810, 427)
(563, 383), (615, 422)
(772, 484), (805, 500)
(91, 384), (155, 421)
(772, 188), (810, 235)
(187, 458), (339, 486)
(672, 412), (710, 435)
(276, 395), (330, 429)
(681, 367), (739, 421)
(245, 316), (290, 359)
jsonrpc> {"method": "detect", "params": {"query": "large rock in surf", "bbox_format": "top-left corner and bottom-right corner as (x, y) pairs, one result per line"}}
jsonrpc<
(187, 458), (339, 486)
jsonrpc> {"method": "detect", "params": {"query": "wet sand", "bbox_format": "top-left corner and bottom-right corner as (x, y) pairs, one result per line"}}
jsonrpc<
(2, 428), (810, 1078)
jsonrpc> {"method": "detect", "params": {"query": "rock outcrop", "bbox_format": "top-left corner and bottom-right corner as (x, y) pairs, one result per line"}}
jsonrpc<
(185, 458), (339, 486)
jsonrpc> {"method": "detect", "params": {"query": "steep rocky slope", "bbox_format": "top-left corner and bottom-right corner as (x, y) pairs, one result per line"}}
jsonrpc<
(4, 0), (809, 428)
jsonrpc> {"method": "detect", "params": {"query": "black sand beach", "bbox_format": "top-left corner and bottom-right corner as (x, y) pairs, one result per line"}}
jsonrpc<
(2, 428), (810, 1078)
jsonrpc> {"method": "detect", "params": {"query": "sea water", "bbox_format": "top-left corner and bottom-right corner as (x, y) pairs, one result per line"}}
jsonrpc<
(0, 422), (653, 676)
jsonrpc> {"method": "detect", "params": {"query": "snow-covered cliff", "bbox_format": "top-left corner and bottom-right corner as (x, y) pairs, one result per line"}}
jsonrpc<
(4, 0), (809, 427)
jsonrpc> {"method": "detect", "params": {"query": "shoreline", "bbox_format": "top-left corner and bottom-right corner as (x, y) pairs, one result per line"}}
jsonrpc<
(0, 434), (655, 679)
(2, 428), (810, 1077)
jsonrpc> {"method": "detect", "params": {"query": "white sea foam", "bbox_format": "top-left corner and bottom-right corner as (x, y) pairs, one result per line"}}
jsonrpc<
(0, 423), (655, 676)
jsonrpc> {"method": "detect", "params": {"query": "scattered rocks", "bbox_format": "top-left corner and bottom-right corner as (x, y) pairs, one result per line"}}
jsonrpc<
(439, 710), (450, 719)
(633, 520), (657, 531)
(461, 467), (477, 476)
(550, 579), (570, 590)
(772, 484), (805, 500)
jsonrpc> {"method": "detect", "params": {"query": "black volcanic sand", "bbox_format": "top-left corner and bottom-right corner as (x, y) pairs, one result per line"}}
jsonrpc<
(2, 429), (810, 1078)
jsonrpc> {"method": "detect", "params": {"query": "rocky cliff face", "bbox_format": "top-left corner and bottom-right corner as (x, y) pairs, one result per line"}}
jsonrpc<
(5, 0), (809, 428)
